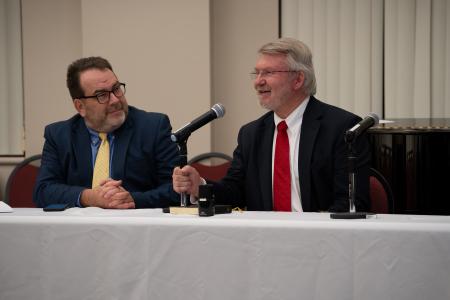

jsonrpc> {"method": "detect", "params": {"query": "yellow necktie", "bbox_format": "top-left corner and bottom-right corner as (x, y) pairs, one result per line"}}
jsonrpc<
(92, 132), (110, 188)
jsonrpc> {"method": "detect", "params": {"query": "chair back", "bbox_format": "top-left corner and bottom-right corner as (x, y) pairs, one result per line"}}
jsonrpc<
(188, 152), (232, 181)
(369, 167), (394, 213)
(4, 154), (41, 207)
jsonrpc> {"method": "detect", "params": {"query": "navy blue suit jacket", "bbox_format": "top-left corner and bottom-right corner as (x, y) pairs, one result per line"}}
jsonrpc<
(33, 106), (179, 208)
(212, 96), (370, 212)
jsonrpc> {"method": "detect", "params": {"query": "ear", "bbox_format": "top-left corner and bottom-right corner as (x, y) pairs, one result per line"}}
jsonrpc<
(293, 71), (305, 91)
(73, 99), (86, 117)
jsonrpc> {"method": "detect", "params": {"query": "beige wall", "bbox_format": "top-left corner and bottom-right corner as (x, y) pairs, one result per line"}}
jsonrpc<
(211, 0), (278, 155)
(22, 0), (82, 156)
(0, 0), (278, 201)
(81, 0), (211, 157)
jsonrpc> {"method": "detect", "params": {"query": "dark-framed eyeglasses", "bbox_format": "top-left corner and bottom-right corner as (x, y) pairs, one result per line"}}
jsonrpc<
(78, 82), (126, 104)
(249, 70), (297, 80)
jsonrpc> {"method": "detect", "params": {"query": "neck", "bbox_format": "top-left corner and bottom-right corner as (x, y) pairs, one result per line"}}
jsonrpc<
(275, 93), (308, 119)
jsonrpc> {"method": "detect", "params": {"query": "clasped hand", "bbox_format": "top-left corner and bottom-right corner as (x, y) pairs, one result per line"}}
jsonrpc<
(81, 179), (135, 209)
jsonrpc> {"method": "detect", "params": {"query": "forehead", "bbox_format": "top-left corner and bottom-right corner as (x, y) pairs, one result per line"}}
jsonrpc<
(79, 68), (118, 93)
(255, 54), (288, 69)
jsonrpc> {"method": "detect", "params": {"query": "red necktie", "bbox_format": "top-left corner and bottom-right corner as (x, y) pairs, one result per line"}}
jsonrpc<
(273, 121), (291, 211)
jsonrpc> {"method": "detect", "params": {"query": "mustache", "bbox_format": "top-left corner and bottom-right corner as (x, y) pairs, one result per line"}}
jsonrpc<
(255, 85), (270, 92)
(107, 103), (124, 113)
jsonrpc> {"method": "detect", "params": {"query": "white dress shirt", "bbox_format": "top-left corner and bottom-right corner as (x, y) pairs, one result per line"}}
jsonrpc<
(272, 97), (309, 212)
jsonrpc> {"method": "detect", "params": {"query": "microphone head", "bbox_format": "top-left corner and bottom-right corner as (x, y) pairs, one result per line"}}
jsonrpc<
(368, 112), (380, 125)
(211, 103), (226, 118)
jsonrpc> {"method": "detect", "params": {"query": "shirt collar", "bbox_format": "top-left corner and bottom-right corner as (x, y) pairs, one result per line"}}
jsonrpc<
(86, 125), (114, 146)
(273, 96), (310, 129)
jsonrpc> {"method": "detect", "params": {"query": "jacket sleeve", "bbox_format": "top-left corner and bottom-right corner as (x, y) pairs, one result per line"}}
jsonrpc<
(130, 115), (180, 208)
(33, 125), (84, 208)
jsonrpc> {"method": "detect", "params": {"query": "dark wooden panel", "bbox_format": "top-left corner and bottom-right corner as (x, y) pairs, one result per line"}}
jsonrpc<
(368, 119), (450, 215)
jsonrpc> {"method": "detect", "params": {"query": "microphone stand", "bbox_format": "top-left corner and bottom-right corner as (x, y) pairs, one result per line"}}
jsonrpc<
(347, 139), (357, 213)
(175, 139), (189, 207)
(330, 132), (368, 219)
(170, 103), (226, 208)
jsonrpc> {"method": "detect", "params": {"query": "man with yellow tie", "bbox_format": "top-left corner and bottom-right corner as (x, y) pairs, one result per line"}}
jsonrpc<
(33, 57), (179, 209)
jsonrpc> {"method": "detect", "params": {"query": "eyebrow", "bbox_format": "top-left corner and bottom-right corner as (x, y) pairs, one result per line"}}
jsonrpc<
(93, 82), (120, 94)
(253, 68), (281, 72)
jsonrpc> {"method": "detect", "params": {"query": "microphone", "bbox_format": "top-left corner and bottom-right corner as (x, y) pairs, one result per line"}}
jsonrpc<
(345, 112), (380, 143)
(171, 103), (226, 143)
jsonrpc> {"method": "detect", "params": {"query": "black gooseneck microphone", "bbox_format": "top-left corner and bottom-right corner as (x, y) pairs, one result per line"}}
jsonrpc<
(171, 103), (225, 207)
(171, 103), (226, 143)
(331, 112), (381, 219)
(345, 112), (380, 143)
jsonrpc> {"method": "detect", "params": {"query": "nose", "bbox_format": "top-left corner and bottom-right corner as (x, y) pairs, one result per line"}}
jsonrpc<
(254, 75), (265, 87)
(108, 91), (121, 104)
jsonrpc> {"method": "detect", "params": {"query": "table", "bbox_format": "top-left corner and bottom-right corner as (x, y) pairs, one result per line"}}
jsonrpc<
(1, 208), (450, 300)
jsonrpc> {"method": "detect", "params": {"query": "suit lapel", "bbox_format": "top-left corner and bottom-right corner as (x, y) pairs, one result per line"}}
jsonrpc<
(72, 120), (94, 187)
(111, 116), (134, 180)
(299, 97), (322, 211)
(258, 114), (275, 210)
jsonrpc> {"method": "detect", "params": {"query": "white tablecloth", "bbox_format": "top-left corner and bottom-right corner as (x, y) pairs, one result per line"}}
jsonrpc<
(1, 208), (450, 300)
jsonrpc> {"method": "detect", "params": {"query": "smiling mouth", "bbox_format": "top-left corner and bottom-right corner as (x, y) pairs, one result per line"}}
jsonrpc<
(258, 90), (271, 95)
(108, 109), (123, 115)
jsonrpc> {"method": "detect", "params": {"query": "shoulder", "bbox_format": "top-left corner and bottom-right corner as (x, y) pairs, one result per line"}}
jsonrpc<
(44, 114), (83, 135)
(240, 110), (273, 134)
(127, 106), (171, 126)
(306, 96), (362, 126)
(124, 106), (172, 137)
(127, 106), (168, 120)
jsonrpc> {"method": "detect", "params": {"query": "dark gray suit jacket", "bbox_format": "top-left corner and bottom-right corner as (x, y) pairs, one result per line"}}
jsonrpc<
(213, 96), (370, 212)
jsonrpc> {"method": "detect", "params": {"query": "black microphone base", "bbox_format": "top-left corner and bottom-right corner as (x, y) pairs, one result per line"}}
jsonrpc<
(330, 212), (374, 219)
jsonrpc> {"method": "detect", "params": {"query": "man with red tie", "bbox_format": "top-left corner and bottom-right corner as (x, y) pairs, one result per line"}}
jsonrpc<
(172, 38), (370, 212)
